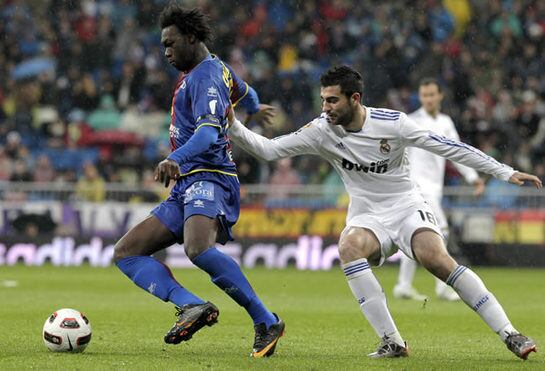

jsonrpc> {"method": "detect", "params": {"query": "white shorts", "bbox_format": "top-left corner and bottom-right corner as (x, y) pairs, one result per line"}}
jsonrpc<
(342, 195), (443, 266)
(422, 194), (449, 238)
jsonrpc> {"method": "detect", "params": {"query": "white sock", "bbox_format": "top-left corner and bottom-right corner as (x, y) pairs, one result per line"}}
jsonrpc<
(343, 258), (405, 347)
(447, 266), (518, 341)
(397, 254), (417, 289)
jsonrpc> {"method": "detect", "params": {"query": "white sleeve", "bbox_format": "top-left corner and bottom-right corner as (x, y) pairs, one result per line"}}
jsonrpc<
(445, 119), (479, 184)
(400, 114), (515, 181)
(228, 118), (321, 161)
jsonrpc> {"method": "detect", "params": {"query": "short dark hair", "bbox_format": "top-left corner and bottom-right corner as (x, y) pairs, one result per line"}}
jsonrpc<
(419, 77), (442, 92)
(320, 65), (364, 100)
(159, 5), (213, 43)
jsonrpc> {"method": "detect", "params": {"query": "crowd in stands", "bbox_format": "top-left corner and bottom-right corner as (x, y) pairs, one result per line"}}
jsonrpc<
(0, 0), (544, 203)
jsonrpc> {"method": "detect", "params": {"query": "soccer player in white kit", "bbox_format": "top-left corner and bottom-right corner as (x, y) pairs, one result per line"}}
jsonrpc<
(393, 78), (486, 302)
(227, 66), (541, 359)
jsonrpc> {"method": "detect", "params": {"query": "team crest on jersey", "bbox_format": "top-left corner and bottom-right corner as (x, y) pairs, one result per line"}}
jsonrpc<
(379, 139), (391, 154)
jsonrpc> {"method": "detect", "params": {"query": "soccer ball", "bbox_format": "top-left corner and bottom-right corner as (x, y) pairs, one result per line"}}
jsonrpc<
(42, 308), (92, 352)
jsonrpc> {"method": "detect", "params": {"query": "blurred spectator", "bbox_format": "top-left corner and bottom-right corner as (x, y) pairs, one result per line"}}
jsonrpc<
(88, 94), (121, 130)
(75, 162), (105, 202)
(267, 158), (302, 200)
(0, 146), (12, 180)
(0, 0), (542, 192)
(32, 154), (56, 182)
(10, 159), (32, 182)
(516, 91), (541, 141)
(5, 131), (23, 159)
(129, 169), (168, 203)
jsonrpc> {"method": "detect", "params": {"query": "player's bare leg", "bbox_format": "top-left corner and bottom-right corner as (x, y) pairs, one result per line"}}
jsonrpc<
(339, 227), (408, 358)
(114, 215), (177, 258)
(393, 254), (427, 300)
(184, 215), (284, 358)
(412, 229), (537, 360)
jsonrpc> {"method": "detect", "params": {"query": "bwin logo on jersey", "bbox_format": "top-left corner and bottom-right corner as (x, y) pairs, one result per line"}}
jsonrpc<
(342, 158), (389, 174)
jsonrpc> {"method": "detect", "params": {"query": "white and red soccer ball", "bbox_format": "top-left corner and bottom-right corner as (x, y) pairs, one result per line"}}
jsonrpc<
(43, 308), (92, 352)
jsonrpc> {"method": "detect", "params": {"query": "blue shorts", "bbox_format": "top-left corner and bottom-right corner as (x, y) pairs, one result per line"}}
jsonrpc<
(151, 171), (240, 245)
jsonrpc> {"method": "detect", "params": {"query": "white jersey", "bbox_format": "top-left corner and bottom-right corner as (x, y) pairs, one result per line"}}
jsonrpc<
(407, 107), (478, 199)
(228, 106), (515, 222)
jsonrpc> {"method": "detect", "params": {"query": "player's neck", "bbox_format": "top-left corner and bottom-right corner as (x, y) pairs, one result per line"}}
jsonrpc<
(425, 108), (440, 118)
(186, 45), (210, 72)
(345, 105), (366, 132)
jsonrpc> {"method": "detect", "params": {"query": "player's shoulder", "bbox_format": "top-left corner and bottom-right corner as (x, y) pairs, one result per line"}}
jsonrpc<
(368, 107), (405, 123)
(286, 115), (327, 139)
(296, 114), (327, 132)
(438, 112), (455, 124)
(408, 108), (425, 119)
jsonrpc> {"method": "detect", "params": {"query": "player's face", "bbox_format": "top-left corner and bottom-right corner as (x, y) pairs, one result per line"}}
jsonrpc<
(161, 25), (195, 72)
(419, 83), (443, 115)
(321, 85), (358, 127)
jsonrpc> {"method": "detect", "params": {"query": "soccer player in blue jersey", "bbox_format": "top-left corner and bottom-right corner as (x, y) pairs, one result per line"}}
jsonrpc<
(113, 5), (284, 357)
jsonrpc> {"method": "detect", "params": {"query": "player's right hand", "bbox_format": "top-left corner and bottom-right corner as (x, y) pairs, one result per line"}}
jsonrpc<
(245, 103), (276, 126)
(508, 171), (542, 188)
(154, 159), (181, 188)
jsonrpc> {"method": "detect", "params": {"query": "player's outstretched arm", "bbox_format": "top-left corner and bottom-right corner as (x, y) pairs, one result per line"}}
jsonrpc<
(227, 110), (319, 161)
(403, 115), (516, 182)
(508, 171), (543, 188)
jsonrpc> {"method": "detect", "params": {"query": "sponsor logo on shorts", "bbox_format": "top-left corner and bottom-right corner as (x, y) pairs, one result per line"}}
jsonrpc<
(185, 181), (215, 202)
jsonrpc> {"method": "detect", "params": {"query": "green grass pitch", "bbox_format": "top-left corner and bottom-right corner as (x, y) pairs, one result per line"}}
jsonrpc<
(0, 265), (543, 370)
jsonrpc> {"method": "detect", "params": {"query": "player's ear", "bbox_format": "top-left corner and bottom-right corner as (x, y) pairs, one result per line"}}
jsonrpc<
(351, 92), (361, 105)
(187, 34), (197, 44)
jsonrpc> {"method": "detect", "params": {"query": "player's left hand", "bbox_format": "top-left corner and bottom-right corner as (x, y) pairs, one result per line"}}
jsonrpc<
(508, 171), (542, 188)
(154, 159), (181, 188)
(472, 178), (486, 196)
(245, 104), (276, 126)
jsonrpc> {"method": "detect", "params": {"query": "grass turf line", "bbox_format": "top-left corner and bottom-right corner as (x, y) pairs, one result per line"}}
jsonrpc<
(0, 265), (543, 370)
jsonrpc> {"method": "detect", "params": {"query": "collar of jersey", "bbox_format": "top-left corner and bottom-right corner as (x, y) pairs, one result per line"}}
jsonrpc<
(344, 105), (367, 133)
(184, 54), (215, 75)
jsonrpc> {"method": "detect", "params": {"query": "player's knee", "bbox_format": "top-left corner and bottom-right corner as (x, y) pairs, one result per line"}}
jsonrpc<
(113, 237), (145, 262)
(418, 250), (457, 282)
(338, 233), (374, 263)
(113, 240), (131, 263)
(184, 242), (209, 261)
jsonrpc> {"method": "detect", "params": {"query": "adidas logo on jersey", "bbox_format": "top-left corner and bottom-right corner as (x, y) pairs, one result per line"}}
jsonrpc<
(335, 142), (346, 150)
(342, 158), (389, 174)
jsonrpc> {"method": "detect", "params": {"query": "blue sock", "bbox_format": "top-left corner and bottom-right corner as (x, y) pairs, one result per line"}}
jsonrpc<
(193, 247), (276, 327)
(116, 256), (204, 307)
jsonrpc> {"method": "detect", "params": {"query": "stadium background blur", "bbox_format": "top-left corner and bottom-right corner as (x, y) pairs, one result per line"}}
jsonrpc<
(0, 0), (544, 266)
